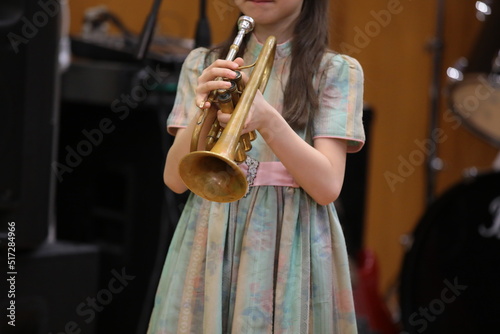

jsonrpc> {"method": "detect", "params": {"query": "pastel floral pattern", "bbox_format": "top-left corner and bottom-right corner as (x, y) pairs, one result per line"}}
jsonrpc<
(148, 33), (365, 334)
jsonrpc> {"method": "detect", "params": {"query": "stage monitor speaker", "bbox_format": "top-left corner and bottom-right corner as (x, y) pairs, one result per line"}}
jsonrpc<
(0, 0), (61, 249)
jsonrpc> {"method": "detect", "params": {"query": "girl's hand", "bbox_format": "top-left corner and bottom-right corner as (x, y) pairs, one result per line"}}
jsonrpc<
(195, 57), (245, 110)
(217, 89), (272, 134)
(215, 57), (273, 134)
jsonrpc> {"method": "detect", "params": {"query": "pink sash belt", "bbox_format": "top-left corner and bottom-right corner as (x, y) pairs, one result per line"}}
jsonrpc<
(239, 161), (300, 188)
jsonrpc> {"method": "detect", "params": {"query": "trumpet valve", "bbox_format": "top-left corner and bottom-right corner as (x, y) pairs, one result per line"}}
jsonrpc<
(248, 130), (257, 141)
(241, 133), (253, 152)
(206, 120), (220, 150)
(218, 92), (234, 114)
(234, 141), (247, 163)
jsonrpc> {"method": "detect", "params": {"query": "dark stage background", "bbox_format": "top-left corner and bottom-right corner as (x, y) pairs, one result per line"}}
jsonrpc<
(0, 1), (187, 333)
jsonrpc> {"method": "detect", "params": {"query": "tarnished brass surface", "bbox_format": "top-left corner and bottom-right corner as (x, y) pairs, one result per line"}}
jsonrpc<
(179, 21), (276, 202)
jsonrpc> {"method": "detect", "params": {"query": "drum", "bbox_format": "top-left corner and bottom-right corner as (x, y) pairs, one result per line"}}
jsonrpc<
(399, 172), (500, 333)
(447, 0), (500, 147)
(449, 73), (500, 147)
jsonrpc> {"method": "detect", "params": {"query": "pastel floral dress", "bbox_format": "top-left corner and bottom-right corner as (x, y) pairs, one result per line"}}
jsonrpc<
(147, 34), (365, 334)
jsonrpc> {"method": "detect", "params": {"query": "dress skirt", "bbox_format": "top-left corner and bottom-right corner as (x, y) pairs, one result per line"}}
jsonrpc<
(147, 185), (357, 333)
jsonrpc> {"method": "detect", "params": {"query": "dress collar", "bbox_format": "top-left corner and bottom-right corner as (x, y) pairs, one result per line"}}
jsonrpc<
(246, 33), (292, 60)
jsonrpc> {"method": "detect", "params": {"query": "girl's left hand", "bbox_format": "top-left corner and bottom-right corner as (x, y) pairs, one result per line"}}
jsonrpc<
(217, 88), (273, 134)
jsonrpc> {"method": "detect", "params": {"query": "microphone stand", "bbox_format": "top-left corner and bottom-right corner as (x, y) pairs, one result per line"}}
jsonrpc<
(135, 0), (212, 60)
(135, 0), (163, 60)
(134, 1), (164, 332)
(195, 0), (211, 47)
(425, 0), (446, 205)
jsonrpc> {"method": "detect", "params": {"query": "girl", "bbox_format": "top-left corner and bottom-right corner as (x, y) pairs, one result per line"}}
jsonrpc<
(148, 0), (365, 332)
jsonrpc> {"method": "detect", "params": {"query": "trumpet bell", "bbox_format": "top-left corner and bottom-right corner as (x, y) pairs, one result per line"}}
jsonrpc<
(179, 151), (248, 203)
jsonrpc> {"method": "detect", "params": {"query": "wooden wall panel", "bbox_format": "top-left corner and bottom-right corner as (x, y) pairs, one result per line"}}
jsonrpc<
(68, 0), (238, 44)
(333, 0), (498, 296)
(333, 0), (436, 294)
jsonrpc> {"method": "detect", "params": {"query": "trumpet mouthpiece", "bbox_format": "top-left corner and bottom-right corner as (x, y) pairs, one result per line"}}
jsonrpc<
(238, 16), (255, 34)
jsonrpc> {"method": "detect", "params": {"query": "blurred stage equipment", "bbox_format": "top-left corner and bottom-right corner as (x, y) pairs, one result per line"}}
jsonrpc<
(194, 0), (211, 48)
(1, 0), (195, 333)
(135, 0), (163, 60)
(55, 1), (196, 334)
(447, 0), (500, 148)
(0, 0), (60, 249)
(399, 171), (500, 333)
(339, 106), (373, 258)
(135, 0), (210, 59)
(425, 0), (446, 205)
(400, 2), (500, 332)
(0, 1), (100, 334)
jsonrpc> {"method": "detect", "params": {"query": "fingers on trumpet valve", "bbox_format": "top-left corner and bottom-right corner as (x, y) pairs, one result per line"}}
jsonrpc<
(197, 101), (206, 109)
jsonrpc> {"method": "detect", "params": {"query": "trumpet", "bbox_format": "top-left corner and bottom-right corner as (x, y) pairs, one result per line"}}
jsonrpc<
(178, 16), (276, 203)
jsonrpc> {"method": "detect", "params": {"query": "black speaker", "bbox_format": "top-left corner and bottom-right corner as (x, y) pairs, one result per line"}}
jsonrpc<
(0, 0), (61, 249)
(0, 242), (100, 334)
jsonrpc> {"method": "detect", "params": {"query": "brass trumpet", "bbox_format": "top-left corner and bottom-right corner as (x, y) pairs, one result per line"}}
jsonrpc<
(178, 16), (276, 203)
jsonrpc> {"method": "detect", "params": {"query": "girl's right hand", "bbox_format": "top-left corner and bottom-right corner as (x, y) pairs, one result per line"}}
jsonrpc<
(195, 57), (245, 110)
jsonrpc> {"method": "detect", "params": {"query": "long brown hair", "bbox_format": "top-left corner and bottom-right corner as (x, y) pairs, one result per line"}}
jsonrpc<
(208, 0), (330, 130)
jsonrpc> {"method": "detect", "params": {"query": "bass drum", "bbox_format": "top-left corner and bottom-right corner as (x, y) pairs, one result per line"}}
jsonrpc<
(447, 0), (500, 147)
(399, 172), (500, 333)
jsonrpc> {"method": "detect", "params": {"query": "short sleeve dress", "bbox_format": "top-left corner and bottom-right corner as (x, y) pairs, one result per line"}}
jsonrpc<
(147, 34), (365, 334)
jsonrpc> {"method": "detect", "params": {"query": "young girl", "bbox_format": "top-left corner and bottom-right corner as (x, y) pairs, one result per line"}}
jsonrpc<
(148, 0), (365, 332)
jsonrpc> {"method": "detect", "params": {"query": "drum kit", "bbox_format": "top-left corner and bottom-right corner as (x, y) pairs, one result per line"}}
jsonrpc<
(399, 1), (500, 333)
(447, 3), (500, 148)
